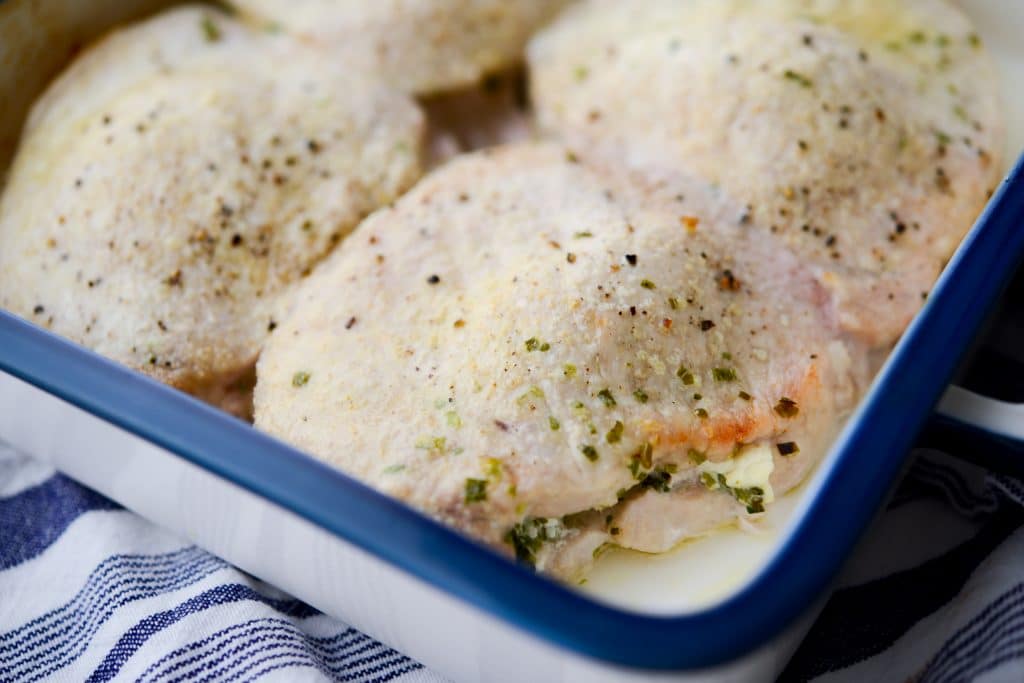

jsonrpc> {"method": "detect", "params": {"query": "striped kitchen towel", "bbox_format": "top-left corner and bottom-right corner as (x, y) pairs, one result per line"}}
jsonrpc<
(0, 443), (1021, 683)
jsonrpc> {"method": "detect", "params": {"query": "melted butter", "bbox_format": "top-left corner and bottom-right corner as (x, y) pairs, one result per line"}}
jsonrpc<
(699, 442), (776, 504)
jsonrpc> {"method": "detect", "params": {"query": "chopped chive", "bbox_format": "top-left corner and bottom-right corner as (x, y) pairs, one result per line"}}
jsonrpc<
(640, 466), (673, 492)
(777, 441), (800, 456)
(630, 442), (654, 473)
(549, 416), (561, 431)
(606, 420), (624, 444)
(677, 365), (695, 385)
(201, 16), (222, 42)
(382, 464), (405, 474)
(292, 371), (310, 387)
(694, 408), (709, 419)
(597, 388), (617, 407)
(774, 397), (799, 418)
(782, 69), (813, 88)
(688, 449), (706, 465)
(563, 364), (578, 378)
(738, 390), (752, 401)
(668, 297), (680, 310)
(712, 367), (738, 382)
(581, 445), (599, 461)
(464, 478), (488, 503)
(525, 337), (539, 351)
(633, 388), (649, 403)
(640, 279), (656, 289)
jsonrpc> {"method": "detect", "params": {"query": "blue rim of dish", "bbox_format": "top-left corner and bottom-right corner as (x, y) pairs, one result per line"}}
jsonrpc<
(1, 143), (1022, 668)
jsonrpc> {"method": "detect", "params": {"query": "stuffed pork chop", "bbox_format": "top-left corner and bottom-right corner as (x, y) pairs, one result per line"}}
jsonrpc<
(528, 0), (1004, 348)
(0, 6), (425, 415)
(254, 144), (869, 577)
(227, 0), (571, 95)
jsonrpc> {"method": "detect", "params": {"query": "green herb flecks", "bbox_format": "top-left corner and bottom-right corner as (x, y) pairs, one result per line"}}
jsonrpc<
(201, 16), (222, 42)
(640, 466), (675, 493)
(774, 397), (799, 418)
(517, 385), (545, 406)
(292, 371), (311, 387)
(606, 420), (624, 444)
(415, 436), (448, 454)
(699, 469), (766, 513)
(580, 444), (599, 462)
(633, 388), (649, 404)
(712, 367), (738, 382)
(525, 337), (548, 352)
(464, 478), (488, 503)
(782, 69), (813, 88)
(677, 364), (695, 385)
(549, 416), (561, 431)
(596, 388), (617, 408)
(505, 518), (563, 566)
(628, 442), (654, 480)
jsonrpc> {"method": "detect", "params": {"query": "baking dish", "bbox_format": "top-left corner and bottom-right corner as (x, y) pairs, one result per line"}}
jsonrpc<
(1, 1), (1023, 680)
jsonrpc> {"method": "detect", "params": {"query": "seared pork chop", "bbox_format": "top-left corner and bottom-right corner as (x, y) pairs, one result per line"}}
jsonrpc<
(0, 6), (425, 415)
(528, 0), (1004, 347)
(254, 144), (869, 576)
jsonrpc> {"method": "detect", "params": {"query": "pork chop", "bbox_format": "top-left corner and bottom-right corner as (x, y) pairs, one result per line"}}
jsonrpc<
(254, 143), (869, 576)
(0, 6), (425, 416)
(528, 0), (1004, 347)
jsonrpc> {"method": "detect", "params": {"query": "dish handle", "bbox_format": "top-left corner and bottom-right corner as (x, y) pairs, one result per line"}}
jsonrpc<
(921, 385), (1024, 476)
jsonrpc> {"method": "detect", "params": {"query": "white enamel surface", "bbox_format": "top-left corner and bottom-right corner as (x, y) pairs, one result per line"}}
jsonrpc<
(0, 1), (1021, 680)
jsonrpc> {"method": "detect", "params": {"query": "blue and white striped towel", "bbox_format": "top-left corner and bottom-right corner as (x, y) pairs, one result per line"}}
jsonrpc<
(0, 443), (1021, 683)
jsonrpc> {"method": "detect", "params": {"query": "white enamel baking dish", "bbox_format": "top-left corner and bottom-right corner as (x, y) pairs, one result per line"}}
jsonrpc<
(1, 1), (1024, 680)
